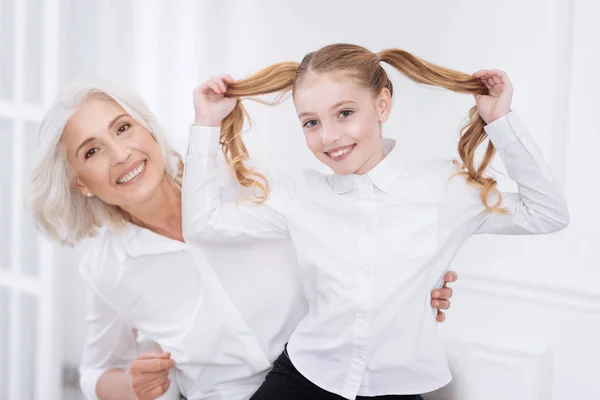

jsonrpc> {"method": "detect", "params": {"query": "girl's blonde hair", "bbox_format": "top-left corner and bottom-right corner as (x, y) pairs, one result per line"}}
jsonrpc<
(220, 43), (504, 212)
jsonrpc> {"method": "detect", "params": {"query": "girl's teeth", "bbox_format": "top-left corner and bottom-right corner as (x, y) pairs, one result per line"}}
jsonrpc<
(330, 147), (352, 158)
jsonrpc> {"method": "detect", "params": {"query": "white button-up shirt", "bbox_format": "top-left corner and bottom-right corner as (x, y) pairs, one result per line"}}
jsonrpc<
(182, 112), (569, 399)
(78, 223), (306, 400)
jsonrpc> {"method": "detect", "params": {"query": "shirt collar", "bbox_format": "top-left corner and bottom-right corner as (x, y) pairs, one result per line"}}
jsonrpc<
(115, 223), (190, 260)
(330, 139), (405, 194)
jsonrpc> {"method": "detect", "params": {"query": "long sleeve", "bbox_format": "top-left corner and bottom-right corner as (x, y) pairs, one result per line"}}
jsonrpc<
(182, 125), (291, 245)
(79, 285), (138, 400)
(475, 111), (570, 234)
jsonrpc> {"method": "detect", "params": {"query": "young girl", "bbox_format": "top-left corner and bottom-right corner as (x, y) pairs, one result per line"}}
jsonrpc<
(182, 44), (569, 399)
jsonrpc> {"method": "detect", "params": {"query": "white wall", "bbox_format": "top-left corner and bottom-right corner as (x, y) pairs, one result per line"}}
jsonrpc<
(56, 0), (600, 398)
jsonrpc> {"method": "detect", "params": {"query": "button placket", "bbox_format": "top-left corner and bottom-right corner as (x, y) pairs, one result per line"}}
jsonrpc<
(346, 207), (376, 394)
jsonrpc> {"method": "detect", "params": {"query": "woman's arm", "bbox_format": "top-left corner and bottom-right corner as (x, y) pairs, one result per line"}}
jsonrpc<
(79, 287), (139, 400)
(94, 369), (134, 400)
(80, 287), (176, 400)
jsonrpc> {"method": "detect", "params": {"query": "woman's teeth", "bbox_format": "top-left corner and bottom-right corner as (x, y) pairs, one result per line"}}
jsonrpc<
(118, 161), (146, 184)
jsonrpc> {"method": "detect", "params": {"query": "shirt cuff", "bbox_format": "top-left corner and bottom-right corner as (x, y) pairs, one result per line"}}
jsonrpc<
(79, 367), (108, 400)
(188, 125), (221, 157)
(484, 111), (529, 150)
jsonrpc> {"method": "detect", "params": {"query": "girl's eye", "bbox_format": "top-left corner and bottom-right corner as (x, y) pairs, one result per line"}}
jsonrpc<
(339, 110), (353, 118)
(303, 120), (319, 128)
(117, 123), (131, 134)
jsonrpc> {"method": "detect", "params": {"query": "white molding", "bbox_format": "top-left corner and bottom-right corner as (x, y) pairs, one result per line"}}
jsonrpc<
(8, 0), (26, 396)
(13, 0), (24, 105)
(460, 338), (553, 400)
(461, 337), (550, 361)
(7, 290), (21, 400)
(0, 0), (14, 101)
(458, 271), (600, 313)
(10, 126), (23, 279)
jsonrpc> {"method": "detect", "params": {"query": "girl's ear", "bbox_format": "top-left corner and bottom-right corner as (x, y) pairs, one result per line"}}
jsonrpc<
(377, 87), (392, 122)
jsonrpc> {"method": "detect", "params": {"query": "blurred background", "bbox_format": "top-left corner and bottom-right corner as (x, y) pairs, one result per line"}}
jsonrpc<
(0, 0), (599, 399)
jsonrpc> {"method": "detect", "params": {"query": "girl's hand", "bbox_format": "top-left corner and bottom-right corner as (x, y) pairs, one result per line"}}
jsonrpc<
(193, 74), (237, 127)
(473, 69), (513, 124)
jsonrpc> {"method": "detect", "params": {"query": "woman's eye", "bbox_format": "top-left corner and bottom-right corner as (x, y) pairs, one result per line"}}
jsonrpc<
(339, 110), (353, 118)
(303, 120), (318, 128)
(85, 148), (97, 160)
(117, 123), (131, 134)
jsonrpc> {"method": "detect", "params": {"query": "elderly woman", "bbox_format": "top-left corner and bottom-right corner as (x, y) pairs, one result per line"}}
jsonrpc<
(27, 80), (458, 400)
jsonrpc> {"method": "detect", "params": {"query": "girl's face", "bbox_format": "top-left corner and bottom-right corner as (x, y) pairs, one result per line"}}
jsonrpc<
(62, 97), (166, 208)
(293, 71), (392, 175)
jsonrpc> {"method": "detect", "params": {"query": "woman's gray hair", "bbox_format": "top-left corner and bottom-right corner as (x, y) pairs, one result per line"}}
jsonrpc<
(27, 79), (182, 245)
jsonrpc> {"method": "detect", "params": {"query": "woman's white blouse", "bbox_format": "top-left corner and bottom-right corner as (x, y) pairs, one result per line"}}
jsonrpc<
(182, 112), (569, 399)
(78, 223), (306, 400)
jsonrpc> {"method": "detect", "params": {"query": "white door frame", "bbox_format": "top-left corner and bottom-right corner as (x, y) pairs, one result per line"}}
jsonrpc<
(0, 0), (61, 398)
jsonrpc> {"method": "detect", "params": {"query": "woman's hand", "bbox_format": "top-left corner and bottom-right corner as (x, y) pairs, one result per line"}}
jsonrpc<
(431, 270), (458, 323)
(473, 69), (513, 124)
(128, 351), (175, 400)
(193, 74), (237, 127)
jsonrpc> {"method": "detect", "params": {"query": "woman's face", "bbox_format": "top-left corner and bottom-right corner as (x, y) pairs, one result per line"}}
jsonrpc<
(62, 96), (166, 208)
(293, 71), (392, 175)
